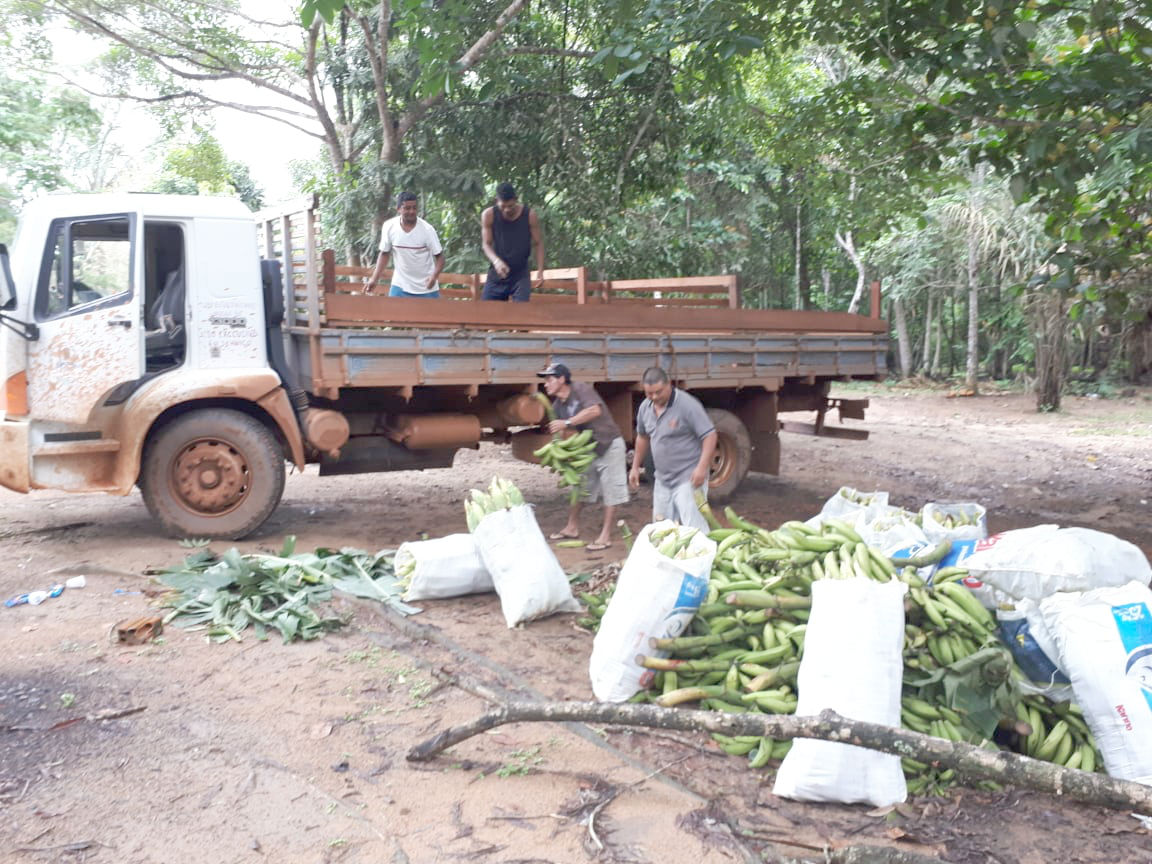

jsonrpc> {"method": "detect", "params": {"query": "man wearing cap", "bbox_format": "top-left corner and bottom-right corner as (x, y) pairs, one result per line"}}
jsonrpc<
(628, 366), (716, 532)
(481, 182), (544, 302)
(538, 363), (628, 551)
(363, 192), (445, 298)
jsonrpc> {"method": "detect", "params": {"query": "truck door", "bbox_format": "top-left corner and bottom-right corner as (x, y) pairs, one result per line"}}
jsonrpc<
(26, 213), (143, 424)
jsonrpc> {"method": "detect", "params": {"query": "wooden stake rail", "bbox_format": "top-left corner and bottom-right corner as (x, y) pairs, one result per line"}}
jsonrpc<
(323, 293), (888, 334)
(322, 250), (739, 310)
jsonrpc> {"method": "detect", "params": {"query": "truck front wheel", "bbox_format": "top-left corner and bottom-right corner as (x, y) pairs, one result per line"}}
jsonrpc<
(706, 408), (752, 501)
(140, 409), (286, 539)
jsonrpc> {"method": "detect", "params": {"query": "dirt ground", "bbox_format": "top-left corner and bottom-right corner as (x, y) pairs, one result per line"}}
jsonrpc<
(2, 385), (1151, 864)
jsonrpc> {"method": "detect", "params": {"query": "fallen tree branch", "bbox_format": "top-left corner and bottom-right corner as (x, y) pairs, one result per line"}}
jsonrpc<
(781, 847), (954, 864)
(3, 706), (146, 734)
(407, 703), (1152, 816)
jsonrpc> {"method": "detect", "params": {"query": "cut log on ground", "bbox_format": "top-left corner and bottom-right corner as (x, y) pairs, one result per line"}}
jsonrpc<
(407, 702), (1152, 815)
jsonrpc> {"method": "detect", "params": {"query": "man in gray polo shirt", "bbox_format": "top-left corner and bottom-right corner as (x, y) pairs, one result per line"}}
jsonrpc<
(627, 366), (717, 532)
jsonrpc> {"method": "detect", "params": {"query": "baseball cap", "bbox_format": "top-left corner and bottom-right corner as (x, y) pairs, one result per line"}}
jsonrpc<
(536, 362), (571, 382)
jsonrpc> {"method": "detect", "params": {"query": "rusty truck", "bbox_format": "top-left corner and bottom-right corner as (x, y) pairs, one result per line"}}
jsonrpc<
(0, 194), (887, 538)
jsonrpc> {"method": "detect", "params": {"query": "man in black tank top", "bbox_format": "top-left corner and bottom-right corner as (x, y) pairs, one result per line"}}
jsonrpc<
(481, 182), (545, 302)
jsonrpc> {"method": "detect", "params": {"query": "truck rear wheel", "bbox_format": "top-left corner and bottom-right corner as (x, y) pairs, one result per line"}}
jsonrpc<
(140, 409), (286, 539)
(706, 408), (752, 501)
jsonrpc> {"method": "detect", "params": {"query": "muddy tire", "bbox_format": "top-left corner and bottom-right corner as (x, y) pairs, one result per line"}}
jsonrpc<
(706, 408), (752, 501)
(140, 409), (286, 539)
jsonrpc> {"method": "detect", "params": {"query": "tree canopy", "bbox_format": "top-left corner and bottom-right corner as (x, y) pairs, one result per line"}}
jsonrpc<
(4, 0), (1150, 406)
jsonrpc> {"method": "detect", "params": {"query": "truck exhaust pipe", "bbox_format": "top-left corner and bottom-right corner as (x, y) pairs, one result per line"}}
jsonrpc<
(388, 414), (482, 450)
(474, 394), (546, 429)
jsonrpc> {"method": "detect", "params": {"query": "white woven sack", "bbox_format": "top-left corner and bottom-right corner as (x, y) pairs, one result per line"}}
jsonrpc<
(589, 521), (716, 702)
(963, 526), (1152, 603)
(1041, 581), (1152, 785)
(817, 487), (890, 527)
(473, 504), (580, 627)
(773, 578), (908, 806)
(857, 503), (928, 555)
(921, 502), (988, 544)
(399, 534), (493, 601)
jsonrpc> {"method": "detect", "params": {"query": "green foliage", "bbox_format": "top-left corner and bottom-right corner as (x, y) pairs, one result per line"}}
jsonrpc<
(3, 0), (1151, 394)
(805, 0), (1151, 271)
(149, 129), (265, 210)
(0, 68), (101, 240)
(157, 540), (415, 644)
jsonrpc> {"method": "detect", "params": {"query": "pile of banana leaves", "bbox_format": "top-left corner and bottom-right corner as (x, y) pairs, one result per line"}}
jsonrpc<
(156, 536), (416, 644)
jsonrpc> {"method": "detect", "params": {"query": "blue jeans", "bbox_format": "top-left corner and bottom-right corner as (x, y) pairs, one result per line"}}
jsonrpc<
(481, 270), (531, 302)
(389, 284), (440, 298)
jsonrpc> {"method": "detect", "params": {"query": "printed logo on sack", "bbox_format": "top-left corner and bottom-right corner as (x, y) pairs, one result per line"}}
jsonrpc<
(975, 533), (1003, 552)
(1113, 601), (1152, 713)
(673, 572), (709, 611)
(656, 573), (710, 642)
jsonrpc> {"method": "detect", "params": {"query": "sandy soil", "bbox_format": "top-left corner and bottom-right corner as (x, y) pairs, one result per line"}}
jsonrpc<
(1, 385), (1151, 864)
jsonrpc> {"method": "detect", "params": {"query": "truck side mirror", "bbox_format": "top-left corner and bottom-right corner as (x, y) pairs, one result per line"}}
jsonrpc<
(0, 244), (14, 311)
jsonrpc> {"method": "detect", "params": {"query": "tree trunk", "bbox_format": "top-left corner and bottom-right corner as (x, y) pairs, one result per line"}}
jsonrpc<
(793, 203), (813, 310)
(893, 296), (913, 379)
(1032, 290), (1067, 412)
(838, 229), (866, 315)
(948, 288), (957, 377)
(838, 175), (866, 315)
(407, 702), (1152, 816)
(965, 240), (980, 393)
(1122, 309), (1152, 383)
(931, 294), (944, 378)
(920, 291), (933, 375)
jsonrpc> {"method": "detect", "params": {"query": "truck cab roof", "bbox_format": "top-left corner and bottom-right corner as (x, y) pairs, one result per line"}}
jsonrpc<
(18, 193), (253, 223)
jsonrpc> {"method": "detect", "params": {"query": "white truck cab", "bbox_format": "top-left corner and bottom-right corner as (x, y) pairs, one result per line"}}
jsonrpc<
(0, 194), (305, 537)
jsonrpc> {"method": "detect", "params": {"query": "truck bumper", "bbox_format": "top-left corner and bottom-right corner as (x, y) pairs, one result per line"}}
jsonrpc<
(0, 419), (31, 493)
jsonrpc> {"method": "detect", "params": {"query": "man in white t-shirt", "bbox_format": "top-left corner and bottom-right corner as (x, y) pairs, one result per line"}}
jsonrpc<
(363, 192), (445, 297)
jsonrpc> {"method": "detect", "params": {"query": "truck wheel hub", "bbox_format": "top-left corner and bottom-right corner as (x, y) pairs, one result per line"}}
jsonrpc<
(173, 441), (249, 513)
(710, 438), (734, 485)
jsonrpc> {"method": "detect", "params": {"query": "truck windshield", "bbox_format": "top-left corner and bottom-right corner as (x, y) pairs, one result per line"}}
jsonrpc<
(0, 244), (14, 311)
(40, 218), (131, 317)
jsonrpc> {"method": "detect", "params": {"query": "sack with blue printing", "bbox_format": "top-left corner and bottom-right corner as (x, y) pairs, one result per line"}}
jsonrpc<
(931, 535), (1004, 607)
(589, 521), (716, 702)
(1041, 581), (1152, 784)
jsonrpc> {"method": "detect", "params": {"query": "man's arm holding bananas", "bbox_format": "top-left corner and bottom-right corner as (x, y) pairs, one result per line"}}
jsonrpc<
(547, 402), (601, 436)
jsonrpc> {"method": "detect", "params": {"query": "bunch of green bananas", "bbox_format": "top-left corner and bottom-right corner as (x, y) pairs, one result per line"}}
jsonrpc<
(576, 585), (615, 631)
(1017, 695), (1101, 772)
(395, 552), (418, 586)
(533, 429), (598, 503)
(464, 476), (526, 532)
(648, 525), (701, 560)
(838, 488), (883, 506)
(610, 502), (1106, 787)
(531, 391), (598, 504)
(928, 509), (982, 529)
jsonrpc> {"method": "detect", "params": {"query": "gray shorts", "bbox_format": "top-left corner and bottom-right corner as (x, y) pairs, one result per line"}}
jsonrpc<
(652, 478), (710, 532)
(583, 437), (629, 507)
